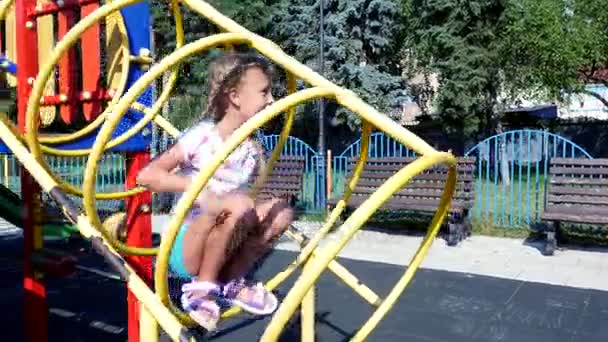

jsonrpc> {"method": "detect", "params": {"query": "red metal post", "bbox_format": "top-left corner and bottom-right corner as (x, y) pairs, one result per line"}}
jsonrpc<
(15, 0), (48, 340)
(124, 151), (153, 342)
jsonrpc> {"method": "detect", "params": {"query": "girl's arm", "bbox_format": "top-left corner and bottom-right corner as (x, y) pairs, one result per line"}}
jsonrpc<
(136, 144), (191, 193)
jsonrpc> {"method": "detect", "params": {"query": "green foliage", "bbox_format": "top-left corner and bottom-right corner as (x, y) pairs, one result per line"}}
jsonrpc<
(500, 0), (608, 105)
(151, 0), (281, 125)
(404, 0), (507, 142)
(151, 0), (409, 138)
(269, 0), (407, 131)
(403, 0), (608, 146)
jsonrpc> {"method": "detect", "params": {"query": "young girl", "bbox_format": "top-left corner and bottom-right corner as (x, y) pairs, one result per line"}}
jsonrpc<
(136, 51), (294, 330)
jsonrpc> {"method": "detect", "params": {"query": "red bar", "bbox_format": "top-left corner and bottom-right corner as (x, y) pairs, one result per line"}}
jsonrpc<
(57, 8), (78, 124)
(39, 88), (114, 106)
(80, 1), (101, 121)
(124, 152), (153, 342)
(16, 0), (47, 339)
(26, 0), (99, 18)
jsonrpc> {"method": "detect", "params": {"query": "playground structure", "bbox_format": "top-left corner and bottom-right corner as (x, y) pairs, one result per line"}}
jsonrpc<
(0, 0), (458, 341)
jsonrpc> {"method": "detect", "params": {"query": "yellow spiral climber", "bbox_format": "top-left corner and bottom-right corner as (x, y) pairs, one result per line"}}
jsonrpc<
(0, 0), (458, 341)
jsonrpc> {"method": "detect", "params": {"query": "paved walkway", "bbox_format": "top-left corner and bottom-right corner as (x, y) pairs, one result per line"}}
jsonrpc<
(151, 215), (608, 292)
(278, 228), (608, 292)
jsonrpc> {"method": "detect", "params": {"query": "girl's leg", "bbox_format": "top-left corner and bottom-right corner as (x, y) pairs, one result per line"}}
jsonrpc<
(220, 196), (294, 283)
(180, 192), (258, 329)
(195, 192), (259, 281)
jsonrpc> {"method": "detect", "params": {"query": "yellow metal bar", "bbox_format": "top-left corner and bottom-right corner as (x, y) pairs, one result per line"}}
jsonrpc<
(140, 304), (159, 342)
(261, 153), (456, 341)
(76, 217), (195, 342)
(325, 255), (381, 306)
(0, 0), (12, 20)
(285, 228), (381, 306)
(301, 282), (315, 342)
(352, 166), (457, 341)
(0, 115), (195, 341)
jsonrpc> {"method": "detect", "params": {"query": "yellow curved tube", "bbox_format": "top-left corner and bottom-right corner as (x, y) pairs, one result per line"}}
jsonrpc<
(352, 163), (456, 341)
(261, 153), (456, 341)
(0, 0), (12, 22)
(13, 1), (459, 339)
(23, 0), (185, 202)
(36, 0), (185, 154)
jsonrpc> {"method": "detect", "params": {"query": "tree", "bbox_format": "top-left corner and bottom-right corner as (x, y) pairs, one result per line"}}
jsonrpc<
(500, 0), (608, 108)
(402, 0), (608, 147)
(151, 0), (283, 128)
(269, 0), (408, 136)
(403, 0), (508, 152)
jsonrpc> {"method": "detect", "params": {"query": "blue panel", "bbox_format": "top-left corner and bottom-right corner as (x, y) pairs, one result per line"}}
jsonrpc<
(0, 142), (11, 154)
(0, 55), (17, 74)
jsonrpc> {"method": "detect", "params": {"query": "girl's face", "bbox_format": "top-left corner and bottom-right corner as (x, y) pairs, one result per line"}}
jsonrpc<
(227, 66), (274, 122)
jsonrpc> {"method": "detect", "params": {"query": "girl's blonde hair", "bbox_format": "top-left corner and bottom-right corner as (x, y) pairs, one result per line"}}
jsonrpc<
(203, 50), (273, 186)
(203, 50), (274, 123)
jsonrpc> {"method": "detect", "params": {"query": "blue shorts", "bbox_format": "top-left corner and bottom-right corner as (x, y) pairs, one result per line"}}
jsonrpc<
(168, 224), (194, 279)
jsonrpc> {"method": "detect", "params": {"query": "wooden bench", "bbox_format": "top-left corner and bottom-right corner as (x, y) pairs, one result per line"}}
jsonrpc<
(541, 157), (608, 255)
(250, 155), (307, 209)
(328, 157), (477, 246)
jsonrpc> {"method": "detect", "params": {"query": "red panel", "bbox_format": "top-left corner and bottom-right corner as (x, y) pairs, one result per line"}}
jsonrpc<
(124, 152), (153, 342)
(15, 0), (47, 339)
(80, 2), (101, 121)
(57, 9), (78, 123)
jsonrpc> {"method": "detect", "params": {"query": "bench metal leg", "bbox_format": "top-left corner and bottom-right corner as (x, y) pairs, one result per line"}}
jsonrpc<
(543, 221), (558, 256)
(447, 212), (470, 246)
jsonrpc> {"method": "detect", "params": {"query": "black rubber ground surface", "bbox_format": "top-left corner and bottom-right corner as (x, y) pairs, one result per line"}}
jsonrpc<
(1, 237), (606, 342)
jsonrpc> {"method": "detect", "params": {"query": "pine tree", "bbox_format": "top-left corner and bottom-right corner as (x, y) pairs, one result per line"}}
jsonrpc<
(269, 0), (407, 132)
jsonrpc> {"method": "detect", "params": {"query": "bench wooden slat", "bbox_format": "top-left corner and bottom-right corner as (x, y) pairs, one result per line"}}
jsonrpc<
(550, 158), (608, 166)
(358, 171), (475, 182)
(269, 162), (306, 169)
(548, 186), (608, 197)
(250, 156), (306, 203)
(253, 170), (306, 177)
(262, 182), (302, 190)
(352, 186), (473, 199)
(344, 195), (469, 213)
(541, 212), (608, 225)
(550, 166), (608, 176)
(351, 163), (476, 172)
(543, 204), (608, 217)
(354, 179), (475, 191)
(547, 195), (608, 206)
(550, 177), (608, 186)
(347, 156), (477, 164)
